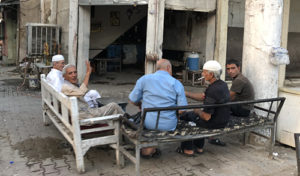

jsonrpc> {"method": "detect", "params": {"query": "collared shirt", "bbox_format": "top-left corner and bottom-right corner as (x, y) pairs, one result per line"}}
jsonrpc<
(46, 68), (64, 92)
(129, 70), (188, 131)
(61, 80), (88, 98)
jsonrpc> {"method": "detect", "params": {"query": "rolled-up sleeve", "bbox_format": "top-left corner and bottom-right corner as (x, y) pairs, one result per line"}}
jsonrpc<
(129, 78), (143, 103)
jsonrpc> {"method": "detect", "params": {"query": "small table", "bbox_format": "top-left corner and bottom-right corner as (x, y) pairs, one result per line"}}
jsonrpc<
(35, 62), (52, 75)
(183, 69), (203, 86)
(94, 58), (121, 73)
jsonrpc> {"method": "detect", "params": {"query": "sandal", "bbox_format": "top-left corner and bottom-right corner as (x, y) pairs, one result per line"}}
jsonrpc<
(176, 147), (195, 157)
(209, 138), (226, 146)
(141, 148), (161, 159)
(194, 148), (204, 155)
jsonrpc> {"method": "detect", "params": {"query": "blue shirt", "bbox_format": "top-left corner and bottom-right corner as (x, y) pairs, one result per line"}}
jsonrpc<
(129, 70), (188, 131)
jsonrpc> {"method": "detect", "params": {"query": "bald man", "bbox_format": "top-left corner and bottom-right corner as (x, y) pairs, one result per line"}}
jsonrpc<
(129, 59), (188, 158)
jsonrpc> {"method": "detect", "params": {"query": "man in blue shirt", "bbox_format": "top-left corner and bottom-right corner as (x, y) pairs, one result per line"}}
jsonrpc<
(129, 59), (188, 157)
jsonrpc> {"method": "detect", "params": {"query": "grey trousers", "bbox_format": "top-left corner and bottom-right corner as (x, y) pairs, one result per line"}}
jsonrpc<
(79, 102), (124, 119)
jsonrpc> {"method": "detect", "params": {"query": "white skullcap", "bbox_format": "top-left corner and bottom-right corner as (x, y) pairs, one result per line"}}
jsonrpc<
(52, 55), (64, 62)
(203, 60), (222, 71)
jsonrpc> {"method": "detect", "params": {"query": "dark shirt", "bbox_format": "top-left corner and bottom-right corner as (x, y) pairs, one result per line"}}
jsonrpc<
(231, 73), (255, 110)
(203, 79), (230, 128)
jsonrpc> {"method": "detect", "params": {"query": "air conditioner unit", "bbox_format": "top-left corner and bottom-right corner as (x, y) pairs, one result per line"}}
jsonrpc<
(26, 23), (60, 57)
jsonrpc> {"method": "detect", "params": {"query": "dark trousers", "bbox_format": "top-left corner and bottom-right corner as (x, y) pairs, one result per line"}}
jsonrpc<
(230, 104), (250, 117)
(180, 112), (209, 150)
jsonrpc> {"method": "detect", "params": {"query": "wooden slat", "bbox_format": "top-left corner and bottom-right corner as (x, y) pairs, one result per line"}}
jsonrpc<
(82, 135), (118, 147)
(165, 0), (216, 12)
(79, 0), (148, 5)
(79, 114), (121, 126)
(80, 125), (116, 134)
(45, 110), (74, 146)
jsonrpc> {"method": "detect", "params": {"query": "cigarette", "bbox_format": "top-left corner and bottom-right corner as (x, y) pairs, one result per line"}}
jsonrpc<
(197, 77), (204, 81)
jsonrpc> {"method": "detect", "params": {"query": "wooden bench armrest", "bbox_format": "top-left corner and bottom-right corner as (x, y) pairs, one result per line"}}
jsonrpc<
(79, 114), (122, 126)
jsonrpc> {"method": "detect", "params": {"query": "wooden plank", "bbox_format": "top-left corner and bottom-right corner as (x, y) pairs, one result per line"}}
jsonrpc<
(82, 135), (118, 147)
(77, 6), (91, 82)
(45, 110), (74, 146)
(165, 0), (216, 12)
(79, 114), (121, 126)
(41, 78), (71, 107)
(80, 126), (116, 134)
(214, 0), (229, 81)
(145, 0), (165, 74)
(279, 0), (290, 87)
(68, 0), (79, 65)
(79, 0), (148, 5)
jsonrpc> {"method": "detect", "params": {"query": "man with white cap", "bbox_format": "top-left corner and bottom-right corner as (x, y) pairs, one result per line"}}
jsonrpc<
(178, 60), (230, 156)
(46, 54), (65, 91)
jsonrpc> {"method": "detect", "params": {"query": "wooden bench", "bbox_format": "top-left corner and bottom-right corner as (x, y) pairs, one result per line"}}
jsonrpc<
(40, 74), (123, 173)
(119, 97), (285, 176)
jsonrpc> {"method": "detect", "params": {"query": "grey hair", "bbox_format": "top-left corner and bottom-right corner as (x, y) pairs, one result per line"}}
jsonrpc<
(62, 64), (76, 75)
(207, 69), (222, 80)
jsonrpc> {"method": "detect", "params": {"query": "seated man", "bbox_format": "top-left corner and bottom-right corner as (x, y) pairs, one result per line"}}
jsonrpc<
(46, 54), (65, 91)
(226, 59), (255, 117)
(129, 59), (188, 157)
(179, 60), (230, 156)
(61, 61), (124, 120)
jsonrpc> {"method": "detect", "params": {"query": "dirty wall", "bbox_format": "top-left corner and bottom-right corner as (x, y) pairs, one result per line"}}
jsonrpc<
(227, 0), (300, 78)
(19, 0), (52, 63)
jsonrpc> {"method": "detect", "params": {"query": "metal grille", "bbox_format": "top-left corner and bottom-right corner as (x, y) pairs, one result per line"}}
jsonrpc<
(26, 23), (60, 57)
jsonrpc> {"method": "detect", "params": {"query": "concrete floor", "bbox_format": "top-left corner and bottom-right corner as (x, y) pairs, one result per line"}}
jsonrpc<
(0, 65), (298, 176)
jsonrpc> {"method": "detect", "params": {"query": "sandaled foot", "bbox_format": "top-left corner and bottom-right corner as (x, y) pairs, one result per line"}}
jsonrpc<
(141, 148), (161, 159)
(209, 139), (226, 146)
(195, 148), (204, 155)
(176, 147), (195, 157)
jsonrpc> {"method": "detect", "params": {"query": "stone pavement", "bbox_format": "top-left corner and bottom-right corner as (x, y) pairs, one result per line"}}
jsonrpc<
(0, 66), (298, 176)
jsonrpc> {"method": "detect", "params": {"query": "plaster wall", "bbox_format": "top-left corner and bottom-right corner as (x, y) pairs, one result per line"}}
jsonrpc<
(18, 0), (52, 62)
(163, 11), (208, 56)
(3, 10), (17, 65)
(90, 5), (147, 57)
(56, 0), (70, 61)
(227, 0), (300, 78)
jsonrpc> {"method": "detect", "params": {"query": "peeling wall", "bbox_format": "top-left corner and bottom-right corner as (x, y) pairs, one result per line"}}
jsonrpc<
(56, 0), (69, 62)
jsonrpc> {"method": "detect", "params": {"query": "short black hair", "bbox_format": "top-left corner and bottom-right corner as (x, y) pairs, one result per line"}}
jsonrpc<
(226, 59), (240, 67)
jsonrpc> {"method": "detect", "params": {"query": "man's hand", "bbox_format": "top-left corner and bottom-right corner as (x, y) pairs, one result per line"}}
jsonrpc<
(199, 93), (205, 101)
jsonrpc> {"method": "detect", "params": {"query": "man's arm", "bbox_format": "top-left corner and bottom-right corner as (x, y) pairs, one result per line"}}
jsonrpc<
(82, 61), (92, 87)
(194, 109), (211, 121)
(129, 100), (142, 110)
(230, 91), (236, 101)
(185, 91), (205, 101)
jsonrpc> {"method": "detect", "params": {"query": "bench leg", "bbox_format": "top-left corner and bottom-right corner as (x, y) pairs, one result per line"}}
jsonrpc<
(115, 122), (124, 167)
(75, 153), (85, 173)
(243, 132), (249, 145)
(269, 126), (276, 156)
(42, 103), (50, 126)
(135, 145), (141, 176)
